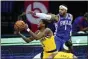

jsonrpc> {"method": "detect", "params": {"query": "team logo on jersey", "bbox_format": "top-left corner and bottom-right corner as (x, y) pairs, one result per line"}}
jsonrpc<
(60, 20), (71, 26)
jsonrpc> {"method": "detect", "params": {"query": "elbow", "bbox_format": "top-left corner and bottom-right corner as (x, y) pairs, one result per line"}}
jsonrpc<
(34, 37), (40, 40)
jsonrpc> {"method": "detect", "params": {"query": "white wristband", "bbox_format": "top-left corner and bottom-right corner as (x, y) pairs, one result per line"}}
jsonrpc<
(27, 28), (30, 32)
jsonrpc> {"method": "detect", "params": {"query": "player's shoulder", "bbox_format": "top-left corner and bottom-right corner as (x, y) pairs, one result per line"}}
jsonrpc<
(45, 28), (51, 31)
(67, 13), (73, 20)
(56, 13), (59, 16)
(56, 13), (60, 17)
(67, 13), (73, 17)
(45, 28), (53, 33)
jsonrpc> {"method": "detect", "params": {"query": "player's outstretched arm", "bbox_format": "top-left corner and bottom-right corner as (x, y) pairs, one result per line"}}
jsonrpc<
(25, 24), (51, 40)
(18, 11), (59, 21)
(28, 11), (59, 21)
(26, 28), (45, 40)
(18, 32), (34, 43)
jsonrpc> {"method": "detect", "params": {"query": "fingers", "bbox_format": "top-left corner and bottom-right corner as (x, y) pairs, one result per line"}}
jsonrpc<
(26, 23), (28, 28)
(24, 23), (28, 30)
(14, 31), (19, 34)
(14, 30), (21, 34)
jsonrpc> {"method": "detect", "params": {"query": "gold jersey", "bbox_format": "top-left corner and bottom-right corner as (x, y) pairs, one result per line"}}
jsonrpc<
(40, 36), (56, 52)
(54, 51), (74, 59)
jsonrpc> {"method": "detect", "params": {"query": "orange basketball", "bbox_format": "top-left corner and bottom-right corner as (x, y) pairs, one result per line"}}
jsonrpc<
(14, 20), (26, 31)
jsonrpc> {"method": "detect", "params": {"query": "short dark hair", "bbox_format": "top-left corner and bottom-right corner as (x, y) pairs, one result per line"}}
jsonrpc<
(41, 19), (49, 28)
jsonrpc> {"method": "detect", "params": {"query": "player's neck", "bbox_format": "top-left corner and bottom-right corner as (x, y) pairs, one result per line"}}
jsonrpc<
(63, 13), (67, 17)
(40, 27), (45, 32)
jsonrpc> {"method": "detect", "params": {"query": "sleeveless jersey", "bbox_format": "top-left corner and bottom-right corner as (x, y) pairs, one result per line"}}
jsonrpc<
(54, 51), (74, 59)
(55, 13), (72, 40)
(40, 36), (56, 52)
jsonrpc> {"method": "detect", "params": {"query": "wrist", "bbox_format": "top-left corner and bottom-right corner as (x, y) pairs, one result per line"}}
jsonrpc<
(27, 28), (30, 32)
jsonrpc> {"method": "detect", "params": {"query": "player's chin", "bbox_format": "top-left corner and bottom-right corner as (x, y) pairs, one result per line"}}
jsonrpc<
(59, 13), (63, 15)
(38, 27), (41, 30)
(38, 27), (42, 30)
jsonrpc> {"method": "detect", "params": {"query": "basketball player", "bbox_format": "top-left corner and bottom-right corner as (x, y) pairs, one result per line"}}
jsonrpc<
(15, 20), (58, 59)
(28, 4), (73, 51)
(54, 41), (77, 59)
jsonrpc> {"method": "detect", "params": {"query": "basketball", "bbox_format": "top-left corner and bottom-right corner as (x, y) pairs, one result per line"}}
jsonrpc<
(14, 20), (26, 31)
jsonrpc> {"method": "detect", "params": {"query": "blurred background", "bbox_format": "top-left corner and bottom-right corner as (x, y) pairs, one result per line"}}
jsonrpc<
(1, 1), (88, 59)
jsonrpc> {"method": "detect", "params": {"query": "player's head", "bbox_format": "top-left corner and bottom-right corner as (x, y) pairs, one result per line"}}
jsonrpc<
(84, 12), (88, 22)
(63, 41), (72, 51)
(59, 4), (68, 15)
(38, 20), (49, 30)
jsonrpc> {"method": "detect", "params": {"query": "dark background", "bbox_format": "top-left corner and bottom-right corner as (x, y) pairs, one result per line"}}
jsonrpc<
(1, 1), (88, 35)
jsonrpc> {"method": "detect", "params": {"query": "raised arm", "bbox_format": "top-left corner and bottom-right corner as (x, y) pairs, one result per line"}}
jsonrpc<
(29, 11), (59, 22)
(26, 26), (52, 40)
(18, 11), (59, 22)
(26, 28), (45, 40)
(17, 30), (39, 43)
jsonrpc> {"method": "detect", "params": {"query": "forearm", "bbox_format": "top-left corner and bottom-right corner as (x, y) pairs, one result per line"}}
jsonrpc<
(27, 28), (39, 39)
(19, 11), (52, 20)
(36, 13), (59, 21)
(26, 28), (43, 40)
(18, 32), (33, 43)
(27, 11), (59, 21)
(35, 13), (52, 20)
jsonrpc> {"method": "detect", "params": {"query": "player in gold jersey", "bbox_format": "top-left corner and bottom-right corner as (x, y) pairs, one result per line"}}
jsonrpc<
(15, 20), (58, 59)
(54, 41), (77, 59)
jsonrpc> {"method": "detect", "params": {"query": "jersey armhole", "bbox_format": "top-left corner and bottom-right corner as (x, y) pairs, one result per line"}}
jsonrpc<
(69, 13), (73, 21)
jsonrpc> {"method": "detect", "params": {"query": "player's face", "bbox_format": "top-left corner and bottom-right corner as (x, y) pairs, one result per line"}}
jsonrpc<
(59, 8), (67, 15)
(38, 20), (45, 29)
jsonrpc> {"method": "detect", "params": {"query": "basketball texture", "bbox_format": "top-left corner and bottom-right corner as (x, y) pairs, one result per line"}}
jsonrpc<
(14, 20), (26, 31)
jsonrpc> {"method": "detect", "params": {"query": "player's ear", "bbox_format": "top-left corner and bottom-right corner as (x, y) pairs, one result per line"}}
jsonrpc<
(65, 10), (67, 13)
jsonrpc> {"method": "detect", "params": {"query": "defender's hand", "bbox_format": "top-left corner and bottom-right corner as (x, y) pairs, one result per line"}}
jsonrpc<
(28, 11), (36, 15)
